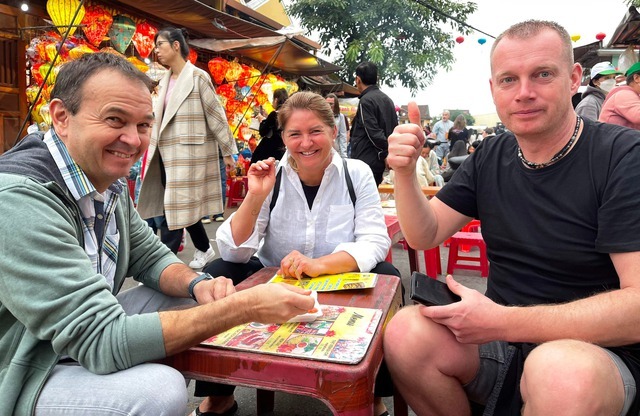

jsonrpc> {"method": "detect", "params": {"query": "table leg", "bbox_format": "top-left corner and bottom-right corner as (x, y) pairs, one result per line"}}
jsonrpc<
(408, 248), (419, 274)
(256, 389), (275, 414)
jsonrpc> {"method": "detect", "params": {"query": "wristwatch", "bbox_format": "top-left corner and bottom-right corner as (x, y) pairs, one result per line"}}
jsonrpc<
(188, 272), (213, 302)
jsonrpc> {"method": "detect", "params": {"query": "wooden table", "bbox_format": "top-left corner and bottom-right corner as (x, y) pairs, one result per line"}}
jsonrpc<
(378, 183), (441, 197)
(160, 268), (404, 415)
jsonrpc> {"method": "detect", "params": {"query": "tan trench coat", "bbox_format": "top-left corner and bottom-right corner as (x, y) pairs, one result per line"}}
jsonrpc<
(137, 62), (237, 230)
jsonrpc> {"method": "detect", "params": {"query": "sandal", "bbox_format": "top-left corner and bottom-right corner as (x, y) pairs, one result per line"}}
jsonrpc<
(194, 400), (238, 416)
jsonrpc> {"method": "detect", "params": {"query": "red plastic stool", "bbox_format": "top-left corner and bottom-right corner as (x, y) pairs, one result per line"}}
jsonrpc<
(460, 219), (481, 252)
(227, 177), (248, 208)
(391, 238), (442, 278)
(446, 231), (489, 277)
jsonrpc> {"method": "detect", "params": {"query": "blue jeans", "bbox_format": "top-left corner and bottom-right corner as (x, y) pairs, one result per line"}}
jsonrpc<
(35, 286), (195, 415)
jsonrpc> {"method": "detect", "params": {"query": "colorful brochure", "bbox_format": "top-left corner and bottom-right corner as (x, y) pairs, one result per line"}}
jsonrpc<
(200, 305), (382, 364)
(268, 272), (378, 291)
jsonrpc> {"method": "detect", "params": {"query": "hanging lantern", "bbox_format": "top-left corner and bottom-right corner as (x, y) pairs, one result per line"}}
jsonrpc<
(40, 102), (53, 126)
(46, 0), (85, 37)
(208, 57), (229, 85)
(216, 83), (237, 102)
(455, 36), (464, 44)
(100, 46), (125, 57)
(237, 64), (253, 87)
(146, 61), (167, 82)
(81, 5), (112, 47)
(26, 84), (40, 104)
(68, 44), (95, 60)
(596, 32), (606, 41)
(108, 15), (136, 54)
(225, 60), (243, 83)
(188, 48), (198, 64)
(132, 21), (157, 59)
(570, 34), (581, 43)
(478, 38), (487, 45)
(127, 56), (149, 73)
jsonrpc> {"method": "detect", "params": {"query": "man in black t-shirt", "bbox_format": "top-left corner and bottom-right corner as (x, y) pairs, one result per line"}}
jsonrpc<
(384, 20), (640, 416)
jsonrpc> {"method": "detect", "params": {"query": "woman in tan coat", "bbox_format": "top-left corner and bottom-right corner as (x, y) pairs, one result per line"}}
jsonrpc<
(137, 27), (237, 268)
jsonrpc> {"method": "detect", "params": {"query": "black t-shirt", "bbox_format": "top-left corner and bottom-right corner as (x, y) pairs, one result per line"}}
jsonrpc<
(437, 119), (640, 411)
(439, 118), (640, 305)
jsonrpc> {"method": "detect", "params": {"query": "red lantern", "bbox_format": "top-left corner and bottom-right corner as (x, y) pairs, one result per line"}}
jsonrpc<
(596, 32), (606, 41)
(132, 21), (157, 59)
(81, 5), (113, 47)
(237, 64), (252, 87)
(216, 84), (236, 102)
(455, 36), (464, 44)
(188, 48), (198, 64)
(208, 57), (229, 85)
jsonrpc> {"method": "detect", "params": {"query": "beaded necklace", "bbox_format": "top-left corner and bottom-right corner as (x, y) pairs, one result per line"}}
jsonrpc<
(517, 116), (582, 170)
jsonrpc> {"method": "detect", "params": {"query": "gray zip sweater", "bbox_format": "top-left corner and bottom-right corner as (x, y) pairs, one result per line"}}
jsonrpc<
(0, 133), (179, 415)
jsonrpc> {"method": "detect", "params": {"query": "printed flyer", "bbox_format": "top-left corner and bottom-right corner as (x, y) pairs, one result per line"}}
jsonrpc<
(201, 305), (382, 364)
(268, 272), (378, 291)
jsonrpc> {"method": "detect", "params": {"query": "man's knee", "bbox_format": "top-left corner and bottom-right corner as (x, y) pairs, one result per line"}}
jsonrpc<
(384, 305), (452, 365)
(129, 364), (188, 415)
(522, 340), (626, 412)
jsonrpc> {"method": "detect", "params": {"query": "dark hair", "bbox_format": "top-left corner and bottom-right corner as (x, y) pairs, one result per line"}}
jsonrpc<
(355, 62), (378, 86)
(273, 88), (289, 110)
(51, 53), (153, 115)
(155, 27), (190, 60)
(470, 140), (481, 149)
(484, 127), (494, 134)
(278, 91), (335, 132)
(325, 93), (340, 116)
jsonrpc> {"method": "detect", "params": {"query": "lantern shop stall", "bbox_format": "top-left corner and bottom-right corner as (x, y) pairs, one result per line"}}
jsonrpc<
(3, 0), (348, 153)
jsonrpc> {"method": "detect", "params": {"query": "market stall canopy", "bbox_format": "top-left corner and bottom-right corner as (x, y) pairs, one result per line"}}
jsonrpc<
(110, 0), (281, 40)
(190, 36), (343, 76)
(574, 41), (602, 69)
(608, 6), (640, 48)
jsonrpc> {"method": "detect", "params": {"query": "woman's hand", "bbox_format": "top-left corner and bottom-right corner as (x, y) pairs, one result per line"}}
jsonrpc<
(278, 250), (324, 280)
(247, 157), (277, 200)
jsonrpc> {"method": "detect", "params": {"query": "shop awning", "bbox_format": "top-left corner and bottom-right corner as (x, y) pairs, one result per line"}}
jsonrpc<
(110, 0), (282, 40)
(189, 36), (343, 76)
(608, 6), (640, 48)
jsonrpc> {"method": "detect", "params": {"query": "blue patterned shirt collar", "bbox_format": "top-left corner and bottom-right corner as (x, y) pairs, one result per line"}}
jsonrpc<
(43, 128), (124, 199)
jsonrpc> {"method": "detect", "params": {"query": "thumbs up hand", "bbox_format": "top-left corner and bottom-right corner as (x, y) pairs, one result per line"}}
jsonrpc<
(387, 101), (425, 176)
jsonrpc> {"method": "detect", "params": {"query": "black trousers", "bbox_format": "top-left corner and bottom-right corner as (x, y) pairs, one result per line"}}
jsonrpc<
(195, 258), (403, 398)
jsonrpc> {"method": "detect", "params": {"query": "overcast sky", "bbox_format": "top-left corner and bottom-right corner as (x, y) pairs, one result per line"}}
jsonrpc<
(376, 0), (632, 116)
(285, 0), (632, 116)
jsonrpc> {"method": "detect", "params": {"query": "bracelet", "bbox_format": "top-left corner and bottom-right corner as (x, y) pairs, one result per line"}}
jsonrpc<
(188, 273), (213, 302)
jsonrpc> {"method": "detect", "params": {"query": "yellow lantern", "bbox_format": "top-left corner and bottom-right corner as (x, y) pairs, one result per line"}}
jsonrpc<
(46, 0), (86, 37)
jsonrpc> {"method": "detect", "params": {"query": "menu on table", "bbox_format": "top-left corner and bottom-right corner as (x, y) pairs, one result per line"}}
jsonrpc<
(268, 272), (378, 292)
(200, 305), (382, 364)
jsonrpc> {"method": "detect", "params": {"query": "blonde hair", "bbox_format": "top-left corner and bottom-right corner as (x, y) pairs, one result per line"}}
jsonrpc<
(490, 20), (573, 72)
(278, 91), (335, 131)
(279, 91), (336, 172)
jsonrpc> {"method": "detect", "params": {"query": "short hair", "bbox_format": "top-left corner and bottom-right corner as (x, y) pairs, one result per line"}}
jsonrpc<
(484, 127), (494, 134)
(51, 53), (153, 115)
(355, 62), (378, 86)
(273, 88), (289, 110)
(490, 20), (573, 72)
(278, 91), (335, 132)
(155, 27), (190, 60)
(325, 93), (340, 116)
